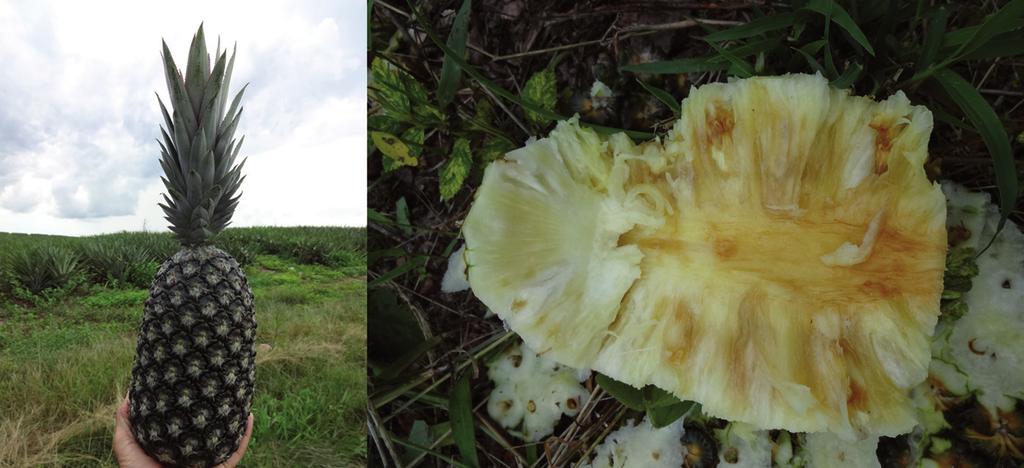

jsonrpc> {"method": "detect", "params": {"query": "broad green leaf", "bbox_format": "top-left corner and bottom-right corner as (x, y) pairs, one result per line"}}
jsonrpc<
(647, 401), (697, 428)
(369, 57), (412, 118)
(917, 7), (948, 72)
(383, 127), (425, 172)
(396, 196), (412, 236)
(830, 62), (862, 88)
(596, 373), (644, 411)
(948, 0), (1024, 62)
(620, 58), (729, 75)
(476, 98), (495, 124)
(636, 79), (680, 116)
(367, 287), (425, 364)
(437, 0), (472, 107)
(803, 0), (876, 55)
(643, 386), (682, 409)
(704, 13), (796, 42)
(440, 138), (473, 200)
(521, 69), (557, 127)
(367, 115), (402, 159)
(450, 372), (480, 467)
(934, 68), (1018, 245)
(370, 57), (444, 124)
(479, 137), (515, 164)
(371, 131), (418, 168)
(401, 419), (431, 464)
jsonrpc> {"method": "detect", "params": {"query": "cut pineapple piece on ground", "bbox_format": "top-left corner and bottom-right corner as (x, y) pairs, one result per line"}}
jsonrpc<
(933, 183), (1024, 413)
(464, 74), (947, 437)
(585, 416), (685, 468)
(804, 432), (881, 467)
(486, 341), (589, 442)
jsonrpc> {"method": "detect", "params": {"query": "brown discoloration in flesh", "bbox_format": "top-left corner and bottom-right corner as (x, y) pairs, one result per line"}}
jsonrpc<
(706, 100), (735, 147)
(713, 237), (738, 259)
(847, 380), (867, 411)
(510, 298), (527, 313)
(869, 120), (906, 175)
(665, 300), (696, 366)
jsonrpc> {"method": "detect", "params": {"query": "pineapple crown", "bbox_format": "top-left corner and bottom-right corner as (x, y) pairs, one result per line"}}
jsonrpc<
(157, 24), (247, 246)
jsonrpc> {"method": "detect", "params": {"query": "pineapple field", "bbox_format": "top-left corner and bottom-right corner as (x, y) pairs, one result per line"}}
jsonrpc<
(0, 226), (368, 467)
(368, 1), (1024, 467)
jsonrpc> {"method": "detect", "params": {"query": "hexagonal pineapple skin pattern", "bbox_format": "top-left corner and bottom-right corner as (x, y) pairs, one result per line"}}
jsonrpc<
(129, 246), (255, 467)
(463, 74), (947, 439)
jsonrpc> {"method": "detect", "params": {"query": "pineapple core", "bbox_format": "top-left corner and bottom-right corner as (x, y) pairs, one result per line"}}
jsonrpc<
(463, 74), (947, 438)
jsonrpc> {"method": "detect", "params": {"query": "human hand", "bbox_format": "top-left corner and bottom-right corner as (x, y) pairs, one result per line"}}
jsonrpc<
(113, 395), (254, 468)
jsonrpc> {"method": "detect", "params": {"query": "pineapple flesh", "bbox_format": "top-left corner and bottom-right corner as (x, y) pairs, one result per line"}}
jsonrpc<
(128, 25), (254, 467)
(463, 74), (947, 438)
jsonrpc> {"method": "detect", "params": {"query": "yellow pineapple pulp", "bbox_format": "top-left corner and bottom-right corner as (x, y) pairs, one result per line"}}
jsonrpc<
(463, 73), (947, 438)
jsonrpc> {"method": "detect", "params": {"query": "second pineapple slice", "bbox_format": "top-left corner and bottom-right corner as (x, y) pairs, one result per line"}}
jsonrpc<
(463, 74), (947, 438)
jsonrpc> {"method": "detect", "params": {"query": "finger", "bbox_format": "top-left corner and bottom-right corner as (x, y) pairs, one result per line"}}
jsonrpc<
(217, 413), (254, 468)
(116, 396), (130, 422)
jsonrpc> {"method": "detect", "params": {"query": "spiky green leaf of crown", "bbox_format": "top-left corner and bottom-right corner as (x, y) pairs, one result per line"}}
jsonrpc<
(158, 24), (247, 246)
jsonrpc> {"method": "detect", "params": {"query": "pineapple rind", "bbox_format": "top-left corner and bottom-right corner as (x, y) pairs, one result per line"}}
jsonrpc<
(464, 74), (946, 437)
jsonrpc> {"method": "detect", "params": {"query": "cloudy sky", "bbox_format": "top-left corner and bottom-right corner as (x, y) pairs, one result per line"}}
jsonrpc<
(0, 0), (366, 236)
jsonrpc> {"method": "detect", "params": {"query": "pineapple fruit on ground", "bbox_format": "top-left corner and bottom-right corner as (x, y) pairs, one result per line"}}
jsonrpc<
(128, 25), (255, 467)
(462, 73), (947, 438)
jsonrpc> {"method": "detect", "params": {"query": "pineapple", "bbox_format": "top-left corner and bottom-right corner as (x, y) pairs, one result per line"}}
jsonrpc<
(462, 74), (947, 438)
(127, 25), (255, 467)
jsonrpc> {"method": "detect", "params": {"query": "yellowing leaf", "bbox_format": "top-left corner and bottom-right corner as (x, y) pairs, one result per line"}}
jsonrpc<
(440, 138), (472, 200)
(371, 131), (418, 167)
(521, 69), (557, 127)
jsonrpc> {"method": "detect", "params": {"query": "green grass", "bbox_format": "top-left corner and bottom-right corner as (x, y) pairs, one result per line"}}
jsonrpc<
(0, 229), (367, 467)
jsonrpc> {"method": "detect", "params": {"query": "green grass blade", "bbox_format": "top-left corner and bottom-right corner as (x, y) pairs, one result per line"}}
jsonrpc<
(391, 437), (473, 468)
(918, 7), (948, 73)
(437, 0), (472, 108)
(636, 79), (680, 116)
(804, 0), (876, 55)
(708, 37), (782, 63)
(368, 255), (427, 287)
(933, 68), (1019, 244)
(706, 41), (753, 78)
(704, 12), (796, 42)
(948, 0), (1024, 61)
(957, 30), (1024, 60)
(620, 57), (729, 75)
(793, 40), (827, 75)
(449, 372), (480, 467)
(942, 18), (1024, 48)
(830, 62), (862, 88)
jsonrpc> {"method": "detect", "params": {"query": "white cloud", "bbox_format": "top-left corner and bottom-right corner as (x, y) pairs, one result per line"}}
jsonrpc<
(0, 0), (367, 236)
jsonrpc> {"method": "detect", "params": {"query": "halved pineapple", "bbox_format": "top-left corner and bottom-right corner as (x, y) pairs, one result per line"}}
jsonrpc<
(463, 74), (947, 438)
